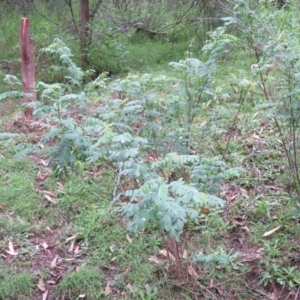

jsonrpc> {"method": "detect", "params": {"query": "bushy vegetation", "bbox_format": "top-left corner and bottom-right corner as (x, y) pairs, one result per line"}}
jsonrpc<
(1, 0), (300, 299)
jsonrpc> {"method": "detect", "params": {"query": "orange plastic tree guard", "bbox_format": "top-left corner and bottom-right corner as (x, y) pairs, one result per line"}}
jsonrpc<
(20, 18), (36, 119)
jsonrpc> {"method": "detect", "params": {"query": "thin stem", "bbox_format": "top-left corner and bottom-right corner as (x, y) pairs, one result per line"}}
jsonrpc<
(222, 86), (250, 160)
(64, 0), (80, 40)
(108, 167), (123, 211)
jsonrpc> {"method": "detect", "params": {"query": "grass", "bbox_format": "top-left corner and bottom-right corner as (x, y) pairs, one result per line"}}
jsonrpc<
(0, 265), (36, 299)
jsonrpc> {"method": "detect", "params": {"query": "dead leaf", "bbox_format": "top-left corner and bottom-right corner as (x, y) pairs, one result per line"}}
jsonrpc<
(69, 240), (75, 253)
(252, 133), (261, 139)
(43, 190), (56, 197)
(0, 204), (8, 209)
(75, 266), (81, 272)
(233, 220), (245, 226)
(42, 242), (49, 250)
(65, 233), (79, 243)
(127, 283), (135, 293)
(200, 120), (207, 127)
(44, 242), (58, 250)
(42, 290), (48, 300)
(51, 255), (59, 269)
(242, 226), (250, 234)
(200, 207), (210, 214)
(57, 182), (64, 189)
(263, 226), (281, 237)
(63, 258), (75, 262)
(47, 280), (56, 285)
(44, 194), (56, 204)
(38, 278), (46, 292)
(104, 281), (112, 296)
(46, 226), (53, 233)
(159, 249), (175, 262)
(126, 234), (132, 244)
(182, 250), (188, 259)
(240, 188), (248, 194)
(109, 246), (114, 253)
(40, 159), (48, 166)
(78, 295), (86, 299)
(74, 245), (80, 254)
(148, 256), (162, 264)
(6, 241), (18, 256)
(188, 265), (199, 280)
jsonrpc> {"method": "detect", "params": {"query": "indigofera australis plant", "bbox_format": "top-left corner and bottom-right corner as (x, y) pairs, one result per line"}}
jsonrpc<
(120, 153), (242, 278)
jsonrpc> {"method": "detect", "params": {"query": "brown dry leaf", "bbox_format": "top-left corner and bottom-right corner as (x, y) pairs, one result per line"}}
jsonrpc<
(51, 255), (59, 269)
(38, 278), (47, 292)
(42, 290), (48, 300)
(43, 190), (56, 197)
(69, 240), (75, 253)
(240, 188), (248, 194)
(46, 226), (53, 233)
(226, 193), (239, 202)
(65, 233), (79, 243)
(200, 207), (210, 214)
(241, 254), (262, 262)
(242, 226), (250, 234)
(104, 281), (112, 296)
(263, 226), (281, 237)
(252, 133), (261, 140)
(0, 204), (8, 209)
(127, 283), (135, 293)
(40, 159), (48, 166)
(6, 241), (18, 256)
(109, 246), (114, 253)
(125, 266), (131, 274)
(57, 182), (64, 190)
(148, 256), (162, 264)
(74, 245), (80, 254)
(78, 295), (86, 299)
(182, 250), (188, 259)
(44, 194), (56, 204)
(188, 265), (199, 280)
(42, 242), (49, 250)
(200, 120), (207, 127)
(63, 258), (75, 262)
(126, 234), (132, 244)
(159, 249), (176, 262)
(121, 291), (126, 297)
(45, 242), (58, 250)
(47, 280), (56, 285)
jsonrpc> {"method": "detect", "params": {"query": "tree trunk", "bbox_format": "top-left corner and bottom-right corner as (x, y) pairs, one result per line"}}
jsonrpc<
(20, 18), (36, 119)
(79, 0), (90, 68)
